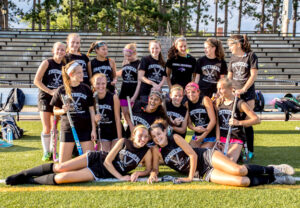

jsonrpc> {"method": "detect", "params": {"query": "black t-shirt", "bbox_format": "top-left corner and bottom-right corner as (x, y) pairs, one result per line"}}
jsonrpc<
(228, 52), (258, 89)
(139, 55), (166, 97)
(166, 54), (196, 88)
(91, 58), (113, 83)
(119, 60), (140, 99)
(218, 99), (246, 140)
(50, 83), (93, 132)
(112, 139), (149, 175)
(39, 59), (64, 100)
(188, 95), (215, 138)
(166, 100), (187, 138)
(96, 92), (118, 139)
(196, 56), (227, 88)
(65, 53), (90, 85)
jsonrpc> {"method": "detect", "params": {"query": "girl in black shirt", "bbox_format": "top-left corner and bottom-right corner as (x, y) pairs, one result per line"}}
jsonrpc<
(50, 61), (96, 163)
(166, 37), (196, 89)
(227, 34), (259, 158)
(138, 40), (166, 103)
(148, 120), (295, 186)
(87, 41), (117, 93)
(6, 125), (152, 185)
(65, 33), (90, 85)
(91, 73), (122, 152)
(216, 78), (260, 162)
(34, 42), (66, 162)
(195, 38), (227, 98)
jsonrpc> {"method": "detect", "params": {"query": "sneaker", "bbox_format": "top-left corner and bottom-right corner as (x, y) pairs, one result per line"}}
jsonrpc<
(273, 175), (296, 185)
(248, 152), (254, 159)
(42, 152), (52, 162)
(268, 164), (295, 176)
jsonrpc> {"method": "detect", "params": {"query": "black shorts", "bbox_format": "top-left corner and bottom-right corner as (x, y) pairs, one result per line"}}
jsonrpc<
(107, 84), (116, 94)
(240, 85), (255, 102)
(87, 151), (112, 180)
(195, 148), (214, 182)
(199, 83), (217, 98)
(60, 130), (92, 143)
(38, 97), (54, 112)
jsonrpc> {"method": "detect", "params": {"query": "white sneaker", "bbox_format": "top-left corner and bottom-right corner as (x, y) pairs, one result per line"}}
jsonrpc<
(268, 164), (295, 176)
(273, 175), (296, 185)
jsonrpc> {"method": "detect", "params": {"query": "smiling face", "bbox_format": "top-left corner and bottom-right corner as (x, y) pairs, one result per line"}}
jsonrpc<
(217, 81), (232, 99)
(68, 35), (81, 53)
(185, 86), (200, 103)
(147, 94), (162, 111)
(170, 89), (183, 107)
(149, 42), (161, 59)
(95, 45), (108, 58)
(69, 66), (84, 83)
(227, 40), (242, 55)
(204, 42), (216, 58)
(53, 43), (66, 60)
(176, 41), (187, 56)
(132, 127), (150, 148)
(150, 127), (167, 147)
(93, 76), (107, 94)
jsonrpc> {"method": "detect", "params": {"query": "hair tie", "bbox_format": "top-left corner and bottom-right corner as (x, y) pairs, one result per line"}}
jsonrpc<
(66, 62), (80, 76)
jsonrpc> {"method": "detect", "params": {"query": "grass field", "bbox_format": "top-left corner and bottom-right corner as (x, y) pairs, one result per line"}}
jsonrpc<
(0, 121), (300, 208)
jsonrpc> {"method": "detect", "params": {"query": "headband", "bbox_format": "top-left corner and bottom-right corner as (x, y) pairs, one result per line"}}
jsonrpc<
(174, 37), (187, 45)
(123, 48), (135, 53)
(149, 89), (163, 100)
(185, 82), (199, 91)
(66, 62), (80, 76)
(94, 41), (106, 49)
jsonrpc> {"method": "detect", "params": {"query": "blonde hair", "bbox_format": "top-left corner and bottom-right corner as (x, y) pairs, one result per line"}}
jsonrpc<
(90, 73), (107, 90)
(131, 125), (148, 141)
(66, 33), (81, 53)
(170, 84), (183, 95)
(216, 78), (233, 107)
(52, 42), (66, 64)
(125, 43), (137, 52)
(62, 60), (81, 99)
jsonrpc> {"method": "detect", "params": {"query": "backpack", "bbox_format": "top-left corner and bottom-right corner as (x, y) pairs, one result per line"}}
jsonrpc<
(254, 90), (265, 112)
(1, 115), (24, 140)
(274, 95), (300, 121)
(1, 88), (25, 113)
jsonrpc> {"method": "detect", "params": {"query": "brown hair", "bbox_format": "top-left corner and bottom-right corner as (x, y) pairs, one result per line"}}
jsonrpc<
(205, 38), (225, 60)
(216, 78), (233, 107)
(66, 33), (81, 53)
(87, 41), (107, 57)
(131, 125), (149, 140)
(149, 119), (168, 132)
(228, 34), (252, 53)
(149, 40), (165, 67)
(62, 60), (81, 99)
(168, 37), (187, 60)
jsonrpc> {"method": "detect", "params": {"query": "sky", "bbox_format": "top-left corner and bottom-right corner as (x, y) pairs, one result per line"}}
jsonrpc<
(10, 0), (300, 34)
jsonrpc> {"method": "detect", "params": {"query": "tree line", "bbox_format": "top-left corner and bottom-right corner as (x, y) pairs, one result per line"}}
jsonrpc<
(0, 0), (299, 36)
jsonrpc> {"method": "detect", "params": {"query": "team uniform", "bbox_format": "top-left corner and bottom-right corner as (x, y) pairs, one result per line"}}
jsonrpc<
(50, 83), (93, 142)
(96, 92), (119, 141)
(160, 134), (214, 182)
(91, 58), (115, 93)
(166, 100), (187, 138)
(119, 60), (140, 106)
(87, 139), (149, 180)
(65, 53), (90, 85)
(188, 95), (216, 143)
(218, 99), (246, 145)
(196, 56), (227, 98)
(228, 52), (258, 101)
(38, 59), (64, 112)
(166, 54), (196, 88)
(139, 55), (166, 102)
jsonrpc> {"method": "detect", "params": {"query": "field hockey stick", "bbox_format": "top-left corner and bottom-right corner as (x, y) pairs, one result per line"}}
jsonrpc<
(61, 95), (83, 155)
(94, 92), (103, 152)
(127, 96), (134, 125)
(95, 176), (202, 183)
(242, 140), (249, 163)
(224, 94), (238, 155)
(51, 115), (59, 162)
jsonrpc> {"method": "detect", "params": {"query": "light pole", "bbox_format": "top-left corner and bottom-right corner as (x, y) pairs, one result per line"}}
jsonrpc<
(1, 6), (7, 30)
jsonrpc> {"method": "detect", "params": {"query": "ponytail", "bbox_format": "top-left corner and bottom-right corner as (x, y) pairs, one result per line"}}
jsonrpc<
(62, 60), (79, 100)
(87, 42), (97, 57)
(167, 45), (178, 60)
(228, 34), (252, 53)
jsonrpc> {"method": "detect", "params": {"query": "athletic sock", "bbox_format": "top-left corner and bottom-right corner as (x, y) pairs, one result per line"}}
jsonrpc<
(28, 173), (57, 185)
(41, 133), (51, 153)
(248, 174), (275, 187)
(245, 126), (254, 152)
(22, 163), (54, 177)
(245, 164), (274, 176)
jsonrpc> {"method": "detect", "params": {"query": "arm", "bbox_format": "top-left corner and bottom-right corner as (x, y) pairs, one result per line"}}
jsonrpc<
(148, 146), (160, 184)
(172, 111), (188, 134)
(116, 69), (123, 77)
(103, 139), (131, 181)
(227, 71), (233, 80)
(109, 58), (118, 86)
(130, 149), (152, 182)
(34, 60), (54, 96)
(236, 68), (258, 95)
(173, 134), (197, 182)
(194, 74), (200, 85)
(89, 106), (97, 141)
(87, 61), (92, 82)
(131, 72), (142, 103)
(166, 67), (172, 89)
(158, 76), (166, 89)
(140, 70), (159, 88)
(230, 102), (260, 127)
(113, 95), (122, 139)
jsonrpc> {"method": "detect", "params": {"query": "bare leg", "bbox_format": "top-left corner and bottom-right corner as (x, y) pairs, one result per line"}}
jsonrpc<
(211, 150), (248, 176)
(97, 140), (112, 152)
(81, 141), (94, 153)
(111, 139), (119, 150)
(226, 143), (243, 162)
(40, 112), (53, 134)
(210, 169), (250, 187)
(59, 142), (75, 163)
(54, 153), (88, 173)
(199, 142), (215, 149)
(189, 140), (201, 148)
(54, 168), (94, 184)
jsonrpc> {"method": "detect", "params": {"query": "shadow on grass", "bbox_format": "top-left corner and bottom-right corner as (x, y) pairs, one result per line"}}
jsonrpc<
(0, 145), (38, 152)
(255, 130), (300, 134)
(20, 136), (41, 141)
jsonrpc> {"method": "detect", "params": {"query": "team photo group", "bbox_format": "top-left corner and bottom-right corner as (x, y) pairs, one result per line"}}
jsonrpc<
(5, 32), (296, 187)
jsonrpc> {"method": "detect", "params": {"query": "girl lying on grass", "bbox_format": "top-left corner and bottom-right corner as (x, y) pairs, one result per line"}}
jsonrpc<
(148, 119), (296, 186)
(5, 125), (152, 185)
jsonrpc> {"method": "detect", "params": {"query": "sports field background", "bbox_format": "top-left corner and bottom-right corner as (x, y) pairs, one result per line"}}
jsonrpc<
(0, 121), (299, 208)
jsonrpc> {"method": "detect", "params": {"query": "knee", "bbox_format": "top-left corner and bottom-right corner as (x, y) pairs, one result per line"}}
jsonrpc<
(54, 173), (67, 184)
(237, 165), (248, 176)
(53, 163), (64, 173)
(238, 177), (250, 187)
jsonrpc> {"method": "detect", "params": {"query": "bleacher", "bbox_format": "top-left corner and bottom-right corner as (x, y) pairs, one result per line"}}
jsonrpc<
(0, 31), (299, 116)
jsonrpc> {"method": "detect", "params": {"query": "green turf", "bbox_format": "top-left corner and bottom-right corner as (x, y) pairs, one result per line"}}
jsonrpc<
(0, 121), (300, 208)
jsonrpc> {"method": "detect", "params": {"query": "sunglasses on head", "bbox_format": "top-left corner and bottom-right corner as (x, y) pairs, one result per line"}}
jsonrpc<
(94, 42), (106, 49)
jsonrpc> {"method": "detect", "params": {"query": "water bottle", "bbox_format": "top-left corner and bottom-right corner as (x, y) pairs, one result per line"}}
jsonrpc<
(7, 128), (13, 144)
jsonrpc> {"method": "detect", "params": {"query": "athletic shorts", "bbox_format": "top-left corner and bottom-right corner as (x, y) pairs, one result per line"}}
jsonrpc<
(107, 84), (116, 94)
(240, 84), (255, 102)
(38, 97), (54, 112)
(195, 148), (214, 182)
(200, 87), (217, 99)
(101, 138), (119, 142)
(60, 130), (91, 143)
(220, 136), (243, 145)
(120, 99), (134, 107)
(192, 135), (216, 144)
(87, 151), (112, 180)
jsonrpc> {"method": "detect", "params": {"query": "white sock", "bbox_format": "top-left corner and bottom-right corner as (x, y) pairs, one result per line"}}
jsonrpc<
(41, 133), (51, 153)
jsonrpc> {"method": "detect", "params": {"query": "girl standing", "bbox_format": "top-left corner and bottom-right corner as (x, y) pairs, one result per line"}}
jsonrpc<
(50, 61), (96, 163)
(87, 41), (117, 93)
(34, 42), (66, 161)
